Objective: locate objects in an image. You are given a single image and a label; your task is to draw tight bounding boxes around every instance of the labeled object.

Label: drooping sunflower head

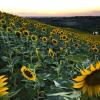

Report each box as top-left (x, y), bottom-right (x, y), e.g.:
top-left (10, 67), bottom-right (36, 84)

top-left (73, 61), bottom-right (100, 96)
top-left (21, 66), bottom-right (36, 81)
top-left (0, 75), bottom-right (9, 96)
top-left (48, 48), bottom-right (55, 59)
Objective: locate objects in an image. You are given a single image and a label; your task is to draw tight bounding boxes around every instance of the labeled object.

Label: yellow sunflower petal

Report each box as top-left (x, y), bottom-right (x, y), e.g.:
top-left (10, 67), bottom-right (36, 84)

top-left (73, 76), bottom-right (86, 82)
top-left (73, 81), bottom-right (84, 88)
top-left (83, 69), bottom-right (91, 75)
top-left (0, 92), bottom-right (8, 96)
top-left (80, 70), bottom-right (87, 75)
top-left (0, 87), bottom-right (9, 93)
top-left (0, 82), bottom-right (7, 88)
top-left (89, 64), bottom-right (96, 71)
top-left (96, 61), bottom-right (100, 69)
top-left (0, 75), bottom-right (5, 79)
top-left (0, 78), bottom-right (8, 83)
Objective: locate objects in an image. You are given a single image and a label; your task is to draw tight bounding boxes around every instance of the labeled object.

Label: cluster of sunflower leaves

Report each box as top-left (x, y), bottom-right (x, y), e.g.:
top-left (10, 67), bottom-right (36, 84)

top-left (0, 11), bottom-right (100, 100)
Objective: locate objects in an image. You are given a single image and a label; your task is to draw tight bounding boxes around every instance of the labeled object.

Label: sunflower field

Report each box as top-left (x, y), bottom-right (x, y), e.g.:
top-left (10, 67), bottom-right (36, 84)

top-left (0, 11), bottom-right (100, 100)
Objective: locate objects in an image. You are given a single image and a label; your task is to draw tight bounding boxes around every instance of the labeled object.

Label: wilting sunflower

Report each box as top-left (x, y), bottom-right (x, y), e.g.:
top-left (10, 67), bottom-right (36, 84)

top-left (73, 61), bottom-right (100, 96)
top-left (21, 66), bottom-right (36, 81)
top-left (48, 48), bottom-right (55, 59)
top-left (42, 37), bottom-right (47, 43)
top-left (0, 75), bottom-right (9, 96)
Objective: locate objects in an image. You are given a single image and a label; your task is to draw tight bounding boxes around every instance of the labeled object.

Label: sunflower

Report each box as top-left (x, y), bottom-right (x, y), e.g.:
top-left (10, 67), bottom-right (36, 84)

top-left (90, 46), bottom-right (99, 53)
top-left (48, 48), bottom-right (55, 59)
top-left (6, 27), bottom-right (13, 33)
top-left (73, 61), bottom-right (100, 96)
top-left (42, 37), bottom-right (47, 43)
top-left (92, 47), bottom-right (99, 53)
top-left (19, 27), bottom-right (26, 32)
top-left (52, 39), bottom-right (58, 46)
top-left (41, 27), bottom-right (47, 32)
top-left (31, 34), bottom-right (38, 42)
top-left (74, 43), bottom-right (81, 49)
top-left (57, 31), bottom-right (63, 35)
top-left (21, 66), bottom-right (36, 81)
top-left (15, 31), bottom-right (22, 37)
top-left (0, 75), bottom-right (9, 96)
top-left (60, 35), bottom-right (68, 41)
top-left (8, 22), bottom-right (15, 27)
top-left (22, 30), bottom-right (30, 36)
top-left (0, 19), bottom-right (6, 24)
top-left (50, 32), bottom-right (56, 36)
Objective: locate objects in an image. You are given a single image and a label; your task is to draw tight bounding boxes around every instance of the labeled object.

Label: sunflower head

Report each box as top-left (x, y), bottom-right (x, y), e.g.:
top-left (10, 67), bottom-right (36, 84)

top-left (6, 27), bottom-right (13, 33)
top-left (31, 34), bottom-right (38, 42)
top-left (0, 19), bottom-right (6, 24)
top-left (52, 39), bottom-right (58, 46)
top-left (21, 66), bottom-right (36, 81)
top-left (22, 30), bottom-right (30, 36)
top-left (0, 75), bottom-right (9, 96)
top-left (90, 46), bottom-right (99, 53)
top-left (60, 35), bottom-right (67, 41)
top-left (15, 31), bottom-right (22, 37)
top-left (73, 61), bottom-right (100, 96)
top-left (50, 32), bottom-right (56, 36)
top-left (41, 27), bottom-right (47, 32)
top-left (42, 37), bottom-right (47, 43)
top-left (74, 43), bottom-right (81, 49)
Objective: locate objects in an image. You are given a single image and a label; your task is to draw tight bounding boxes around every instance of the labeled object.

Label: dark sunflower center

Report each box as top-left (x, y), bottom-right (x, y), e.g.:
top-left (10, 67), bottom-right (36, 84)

top-left (85, 70), bottom-right (100, 86)
top-left (63, 36), bottom-right (66, 39)
top-left (24, 70), bottom-right (33, 78)
top-left (53, 40), bottom-right (57, 44)
top-left (16, 32), bottom-right (21, 37)
top-left (43, 38), bottom-right (46, 41)
top-left (8, 28), bottom-right (12, 32)
top-left (93, 48), bottom-right (98, 52)
top-left (32, 36), bottom-right (36, 40)
top-left (24, 32), bottom-right (28, 35)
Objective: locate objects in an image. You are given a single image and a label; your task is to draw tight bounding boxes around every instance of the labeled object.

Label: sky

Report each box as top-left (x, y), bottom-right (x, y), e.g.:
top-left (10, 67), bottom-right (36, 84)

top-left (0, 0), bottom-right (100, 17)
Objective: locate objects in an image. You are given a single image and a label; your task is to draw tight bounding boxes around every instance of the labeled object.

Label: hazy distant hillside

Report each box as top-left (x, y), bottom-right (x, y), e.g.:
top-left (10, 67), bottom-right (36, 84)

top-left (33, 16), bottom-right (100, 33)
